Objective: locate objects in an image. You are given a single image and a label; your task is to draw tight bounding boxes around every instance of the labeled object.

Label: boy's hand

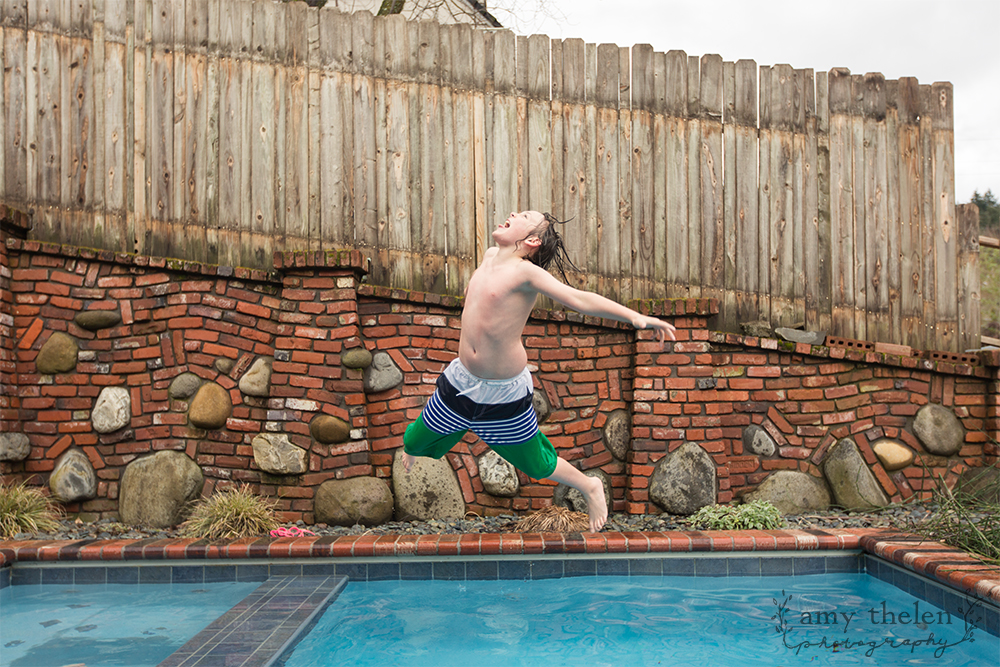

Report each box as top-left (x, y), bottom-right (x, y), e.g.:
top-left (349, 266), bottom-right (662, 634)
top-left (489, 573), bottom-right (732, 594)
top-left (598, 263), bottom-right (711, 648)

top-left (632, 315), bottom-right (677, 344)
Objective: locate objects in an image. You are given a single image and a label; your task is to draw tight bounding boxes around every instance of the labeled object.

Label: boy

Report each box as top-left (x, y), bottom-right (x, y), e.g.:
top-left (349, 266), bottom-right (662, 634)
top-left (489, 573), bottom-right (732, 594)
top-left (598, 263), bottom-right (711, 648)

top-left (401, 211), bottom-right (676, 532)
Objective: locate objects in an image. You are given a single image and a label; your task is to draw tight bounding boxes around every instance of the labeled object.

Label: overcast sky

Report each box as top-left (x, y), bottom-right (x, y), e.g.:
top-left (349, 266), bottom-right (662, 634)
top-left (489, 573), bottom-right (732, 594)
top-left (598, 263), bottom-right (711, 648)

top-left (491, 0), bottom-right (998, 203)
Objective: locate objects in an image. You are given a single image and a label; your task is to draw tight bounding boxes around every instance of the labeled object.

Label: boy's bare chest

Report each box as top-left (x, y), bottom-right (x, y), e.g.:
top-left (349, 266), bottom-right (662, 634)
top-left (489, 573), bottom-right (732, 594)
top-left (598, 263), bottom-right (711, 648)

top-left (466, 266), bottom-right (533, 313)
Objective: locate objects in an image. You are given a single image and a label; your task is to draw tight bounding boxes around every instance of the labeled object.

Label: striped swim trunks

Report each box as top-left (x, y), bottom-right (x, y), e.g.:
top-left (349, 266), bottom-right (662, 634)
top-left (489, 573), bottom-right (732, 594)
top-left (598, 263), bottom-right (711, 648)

top-left (402, 358), bottom-right (558, 480)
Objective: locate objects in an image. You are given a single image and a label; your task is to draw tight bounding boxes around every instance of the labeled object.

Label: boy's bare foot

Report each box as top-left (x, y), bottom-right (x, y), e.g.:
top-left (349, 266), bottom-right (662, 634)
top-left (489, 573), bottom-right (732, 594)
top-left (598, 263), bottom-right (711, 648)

top-left (548, 457), bottom-right (608, 532)
top-left (580, 474), bottom-right (608, 532)
top-left (402, 451), bottom-right (416, 471)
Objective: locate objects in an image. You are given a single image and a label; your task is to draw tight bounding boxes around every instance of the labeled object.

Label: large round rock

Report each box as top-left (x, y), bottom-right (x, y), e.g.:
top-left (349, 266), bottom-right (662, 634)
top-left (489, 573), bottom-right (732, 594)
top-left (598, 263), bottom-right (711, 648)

top-left (649, 442), bottom-right (716, 515)
top-left (0, 433), bottom-right (31, 461)
top-left (36, 332), bottom-right (78, 374)
top-left (478, 450), bottom-right (519, 497)
top-left (602, 410), bottom-right (631, 461)
top-left (822, 438), bottom-right (889, 510)
top-left (92, 386), bottom-right (131, 434)
top-left (743, 471), bottom-right (831, 514)
top-left (310, 414), bottom-right (351, 445)
top-left (49, 448), bottom-right (97, 503)
top-left (391, 449), bottom-right (465, 521)
top-left (315, 477), bottom-right (393, 527)
top-left (554, 468), bottom-right (612, 515)
top-left (956, 466), bottom-right (1000, 503)
top-left (912, 404), bottom-right (964, 456)
top-left (251, 433), bottom-right (308, 475)
top-left (118, 451), bottom-right (204, 528)
top-left (188, 382), bottom-right (233, 430)
top-left (363, 352), bottom-right (404, 393)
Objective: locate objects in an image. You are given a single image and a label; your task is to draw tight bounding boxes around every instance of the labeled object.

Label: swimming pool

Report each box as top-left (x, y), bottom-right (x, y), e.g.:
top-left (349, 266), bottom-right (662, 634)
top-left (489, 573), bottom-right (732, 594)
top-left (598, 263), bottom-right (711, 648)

top-left (278, 573), bottom-right (999, 667)
top-left (0, 581), bottom-right (259, 667)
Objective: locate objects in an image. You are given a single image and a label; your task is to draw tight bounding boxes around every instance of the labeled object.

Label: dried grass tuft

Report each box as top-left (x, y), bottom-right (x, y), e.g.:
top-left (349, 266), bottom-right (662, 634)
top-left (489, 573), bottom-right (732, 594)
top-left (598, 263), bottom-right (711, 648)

top-left (513, 505), bottom-right (590, 533)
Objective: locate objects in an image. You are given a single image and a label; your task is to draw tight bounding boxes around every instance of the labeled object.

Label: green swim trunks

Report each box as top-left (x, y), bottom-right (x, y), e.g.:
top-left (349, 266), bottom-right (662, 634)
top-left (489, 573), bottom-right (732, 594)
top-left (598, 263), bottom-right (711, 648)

top-left (402, 360), bottom-right (558, 480)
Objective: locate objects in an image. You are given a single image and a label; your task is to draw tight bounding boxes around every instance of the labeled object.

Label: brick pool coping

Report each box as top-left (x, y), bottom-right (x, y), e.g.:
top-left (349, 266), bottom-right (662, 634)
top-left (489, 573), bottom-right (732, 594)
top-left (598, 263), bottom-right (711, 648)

top-left (2, 528), bottom-right (998, 605)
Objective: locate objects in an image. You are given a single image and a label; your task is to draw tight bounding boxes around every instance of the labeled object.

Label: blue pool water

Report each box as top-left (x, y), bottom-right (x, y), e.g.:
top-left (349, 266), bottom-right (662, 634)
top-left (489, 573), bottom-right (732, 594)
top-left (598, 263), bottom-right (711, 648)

top-left (0, 581), bottom-right (259, 667)
top-left (279, 573), bottom-right (999, 667)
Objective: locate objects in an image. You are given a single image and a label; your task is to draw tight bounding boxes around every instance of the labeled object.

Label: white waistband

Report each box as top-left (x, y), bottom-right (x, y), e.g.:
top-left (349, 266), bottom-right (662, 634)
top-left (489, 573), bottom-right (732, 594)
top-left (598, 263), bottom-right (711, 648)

top-left (444, 358), bottom-right (533, 405)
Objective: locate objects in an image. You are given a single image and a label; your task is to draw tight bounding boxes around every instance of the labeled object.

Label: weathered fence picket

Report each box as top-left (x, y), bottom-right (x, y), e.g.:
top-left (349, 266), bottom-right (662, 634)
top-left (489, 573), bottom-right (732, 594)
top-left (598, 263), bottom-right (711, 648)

top-left (0, 0), bottom-right (978, 351)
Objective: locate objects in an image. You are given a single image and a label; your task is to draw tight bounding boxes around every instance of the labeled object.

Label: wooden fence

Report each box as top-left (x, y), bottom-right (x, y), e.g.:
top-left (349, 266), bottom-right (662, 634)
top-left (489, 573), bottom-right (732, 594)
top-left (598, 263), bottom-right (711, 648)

top-left (0, 0), bottom-right (979, 351)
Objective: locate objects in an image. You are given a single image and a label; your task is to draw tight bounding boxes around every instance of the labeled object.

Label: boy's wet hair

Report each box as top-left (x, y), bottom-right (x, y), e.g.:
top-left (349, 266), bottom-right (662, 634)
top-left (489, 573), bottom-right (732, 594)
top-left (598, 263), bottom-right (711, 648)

top-left (527, 213), bottom-right (580, 282)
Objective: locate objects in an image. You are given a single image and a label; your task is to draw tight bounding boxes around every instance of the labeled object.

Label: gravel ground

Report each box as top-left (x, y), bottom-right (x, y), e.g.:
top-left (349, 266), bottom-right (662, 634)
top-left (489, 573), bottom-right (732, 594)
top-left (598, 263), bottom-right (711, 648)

top-left (10, 505), bottom-right (936, 543)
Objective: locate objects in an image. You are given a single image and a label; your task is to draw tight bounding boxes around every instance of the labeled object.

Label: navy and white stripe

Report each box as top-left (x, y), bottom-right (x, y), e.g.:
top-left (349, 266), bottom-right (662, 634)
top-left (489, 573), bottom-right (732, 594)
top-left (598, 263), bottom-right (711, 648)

top-left (422, 373), bottom-right (539, 447)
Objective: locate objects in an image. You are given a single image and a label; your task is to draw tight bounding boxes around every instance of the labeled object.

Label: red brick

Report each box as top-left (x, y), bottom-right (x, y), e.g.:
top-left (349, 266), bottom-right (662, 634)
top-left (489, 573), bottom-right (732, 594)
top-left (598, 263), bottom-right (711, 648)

top-left (18, 318), bottom-right (44, 349)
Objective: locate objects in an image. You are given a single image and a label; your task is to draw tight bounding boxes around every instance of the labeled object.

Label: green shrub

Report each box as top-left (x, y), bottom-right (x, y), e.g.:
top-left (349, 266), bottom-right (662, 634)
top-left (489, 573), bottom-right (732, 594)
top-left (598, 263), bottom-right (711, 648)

top-left (180, 485), bottom-right (279, 541)
top-left (0, 482), bottom-right (63, 538)
top-left (688, 500), bottom-right (786, 531)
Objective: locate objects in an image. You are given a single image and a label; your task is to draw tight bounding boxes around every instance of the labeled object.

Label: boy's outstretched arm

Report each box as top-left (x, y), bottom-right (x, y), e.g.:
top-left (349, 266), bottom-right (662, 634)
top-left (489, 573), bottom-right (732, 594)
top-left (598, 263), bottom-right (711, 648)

top-left (522, 263), bottom-right (677, 343)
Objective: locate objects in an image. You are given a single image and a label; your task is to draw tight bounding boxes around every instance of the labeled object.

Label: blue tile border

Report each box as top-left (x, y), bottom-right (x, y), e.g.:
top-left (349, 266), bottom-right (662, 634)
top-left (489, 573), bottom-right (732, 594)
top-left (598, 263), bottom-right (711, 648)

top-left (157, 575), bottom-right (347, 667)
top-left (4, 553), bottom-right (868, 587)
top-left (864, 555), bottom-right (1000, 638)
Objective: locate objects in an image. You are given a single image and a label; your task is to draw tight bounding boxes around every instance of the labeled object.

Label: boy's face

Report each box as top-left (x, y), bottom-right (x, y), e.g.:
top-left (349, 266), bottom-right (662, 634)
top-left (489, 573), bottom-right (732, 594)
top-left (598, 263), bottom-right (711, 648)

top-left (494, 211), bottom-right (546, 252)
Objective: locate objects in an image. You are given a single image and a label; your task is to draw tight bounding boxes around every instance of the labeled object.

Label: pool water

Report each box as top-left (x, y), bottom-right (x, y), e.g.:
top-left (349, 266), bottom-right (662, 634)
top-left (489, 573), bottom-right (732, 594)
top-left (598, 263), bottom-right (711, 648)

top-left (279, 573), bottom-right (998, 667)
top-left (0, 581), bottom-right (259, 667)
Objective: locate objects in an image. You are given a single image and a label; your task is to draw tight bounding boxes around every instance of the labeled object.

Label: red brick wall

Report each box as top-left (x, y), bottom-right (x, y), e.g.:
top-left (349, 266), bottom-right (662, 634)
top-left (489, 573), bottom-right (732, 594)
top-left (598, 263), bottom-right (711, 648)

top-left (627, 304), bottom-right (1000, 513)
top-left (1, 238), bottom-right (997, 523)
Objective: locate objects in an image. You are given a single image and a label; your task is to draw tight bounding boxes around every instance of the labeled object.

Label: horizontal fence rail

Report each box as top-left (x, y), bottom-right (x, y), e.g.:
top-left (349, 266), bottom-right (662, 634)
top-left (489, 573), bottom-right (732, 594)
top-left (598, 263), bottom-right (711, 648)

top-left (0, 0), bottom-right (980, 351)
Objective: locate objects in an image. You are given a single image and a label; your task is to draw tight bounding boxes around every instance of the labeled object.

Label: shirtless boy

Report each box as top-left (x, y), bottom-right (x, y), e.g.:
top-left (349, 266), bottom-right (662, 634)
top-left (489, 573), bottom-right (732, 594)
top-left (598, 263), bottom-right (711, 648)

top-left (401, 211), bottom-right (676, 532)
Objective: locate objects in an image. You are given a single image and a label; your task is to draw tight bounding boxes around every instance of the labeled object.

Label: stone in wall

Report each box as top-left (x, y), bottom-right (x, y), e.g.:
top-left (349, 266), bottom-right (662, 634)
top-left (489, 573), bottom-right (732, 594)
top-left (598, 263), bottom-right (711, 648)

top-left (743, 471), bottom-right (831, 514)
top-left (91, 387), bottom-right (131, 434)
top-left (364, 352), bottom-right (404, 393)
top-left (774, 327), bottom-right (826, 345)
top-left (239, 357), bottom-right (273, 397)
top-left (341, 347), bottom-right (373, 370)
top-left (554, 468), bottom-right (612, 514)
top-left (742, 425), bottom-right (776, 457)
top-left (649, 442), bottom-right (716, 515)
top-left (478, 450), bottom-right (519, 497)
top-left (872, 439), bottom-right (914, 471)
top-left (740, 321), bottom-right (772, 337)
top-left (310, 414), bottom-right (351, 445)
top-left (74, 310), bottom-right (121, 331)
top-left (532, 389), bottom-right (551, 423)
top-left (168, 372), bottom-right (202, 399)
top-left (215, 358), bottom-right (236, 374)
top-left (912, 404), bottom-right (965, 456)
top-left (251, 433), bottom-right (308, 475)
top-left (822, 438), bottom-right (889, 510)
top-left (36, 332), bottom-right (78, 374)
top-left (188, 382), bottom-right (233, 430)
top-left (0, 433), bottom-right (30, 461)
top-left (49, 448), bottom-right (97, 503)
top-left (956, 467), bottom-right (1000, 503)
top-left (602, 410), bottom-right (631, 461)
top-left (315, 477), bottom-right (394, 527)
top-left (391, 449), bottom-right (465, 521)
top-left (118, 450), bottom-right (205, 528)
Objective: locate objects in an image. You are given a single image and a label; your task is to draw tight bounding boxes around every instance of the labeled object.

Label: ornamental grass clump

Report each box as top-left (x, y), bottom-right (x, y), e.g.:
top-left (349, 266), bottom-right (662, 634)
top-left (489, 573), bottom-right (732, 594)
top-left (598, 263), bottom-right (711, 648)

top-left (0, 482), bottom-right (63, 539)
top-left (514, 505), bottom-right (590, 533)
top-left (912, 466), bottom-right (1000, 567)
top-left (688, 500), bottom-right (786, 531)
top-left (180, 485), bottom-right (279, 541)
